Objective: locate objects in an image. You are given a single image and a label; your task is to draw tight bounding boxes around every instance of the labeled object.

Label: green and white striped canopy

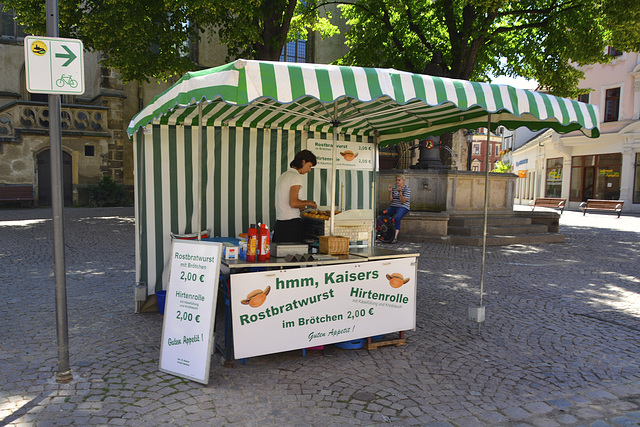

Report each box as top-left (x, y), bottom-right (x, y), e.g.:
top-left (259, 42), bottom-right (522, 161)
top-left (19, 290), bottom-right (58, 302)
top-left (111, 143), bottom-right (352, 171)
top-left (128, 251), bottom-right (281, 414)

top-left (127, 59), bottom-right (600, 142)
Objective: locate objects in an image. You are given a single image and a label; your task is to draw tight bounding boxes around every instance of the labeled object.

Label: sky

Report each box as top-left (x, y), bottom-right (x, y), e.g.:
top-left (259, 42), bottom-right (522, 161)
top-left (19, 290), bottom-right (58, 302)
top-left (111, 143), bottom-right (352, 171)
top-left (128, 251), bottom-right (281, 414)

top-left (490, 75), bottom-right (538, 90)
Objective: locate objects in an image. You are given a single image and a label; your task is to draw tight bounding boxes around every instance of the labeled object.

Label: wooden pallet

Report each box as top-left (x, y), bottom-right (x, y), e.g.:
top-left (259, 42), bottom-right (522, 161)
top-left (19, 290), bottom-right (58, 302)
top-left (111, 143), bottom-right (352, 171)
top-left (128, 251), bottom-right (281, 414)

top-left (364, 332), bottom-right (405, 350)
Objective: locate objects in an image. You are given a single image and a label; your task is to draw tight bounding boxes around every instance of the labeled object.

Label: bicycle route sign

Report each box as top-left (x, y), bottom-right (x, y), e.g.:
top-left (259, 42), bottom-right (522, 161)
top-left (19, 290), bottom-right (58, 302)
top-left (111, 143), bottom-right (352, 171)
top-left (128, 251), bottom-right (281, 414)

top-left (24, 36), bottom-right (84, 95)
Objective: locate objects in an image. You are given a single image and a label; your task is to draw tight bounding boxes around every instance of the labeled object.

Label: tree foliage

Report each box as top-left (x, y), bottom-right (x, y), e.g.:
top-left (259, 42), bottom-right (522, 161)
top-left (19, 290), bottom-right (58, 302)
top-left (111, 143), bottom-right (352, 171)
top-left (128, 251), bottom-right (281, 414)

top-left (335, 0), bottom-right (640, 97)
top-left (3, 0), bottom-right (338, 82)
top-left (491, 160), bottom-right (512, 173)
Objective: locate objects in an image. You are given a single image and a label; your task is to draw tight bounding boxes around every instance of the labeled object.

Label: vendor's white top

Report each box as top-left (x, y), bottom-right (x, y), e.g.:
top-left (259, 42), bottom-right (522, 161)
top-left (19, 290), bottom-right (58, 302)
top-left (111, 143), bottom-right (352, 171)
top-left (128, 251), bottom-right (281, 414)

top-left (127, 59), bottom-right (601, 144)
top-left (275, 168), bottom-right (305, 221)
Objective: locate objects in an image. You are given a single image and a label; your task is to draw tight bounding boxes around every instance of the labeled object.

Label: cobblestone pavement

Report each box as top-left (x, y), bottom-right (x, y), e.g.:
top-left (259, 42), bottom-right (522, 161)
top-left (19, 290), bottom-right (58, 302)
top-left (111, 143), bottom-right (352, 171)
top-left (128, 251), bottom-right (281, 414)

top-left (1, 206), bottom-right (639, 426)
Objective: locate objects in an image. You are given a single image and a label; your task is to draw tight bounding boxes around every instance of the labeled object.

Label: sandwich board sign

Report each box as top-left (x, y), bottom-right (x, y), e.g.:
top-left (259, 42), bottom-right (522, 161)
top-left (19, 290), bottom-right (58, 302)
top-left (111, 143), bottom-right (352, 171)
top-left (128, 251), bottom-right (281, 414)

top-left (24, 36), bottom-right (84, 95)
top-left (159, 239), bottom-right (222, 384)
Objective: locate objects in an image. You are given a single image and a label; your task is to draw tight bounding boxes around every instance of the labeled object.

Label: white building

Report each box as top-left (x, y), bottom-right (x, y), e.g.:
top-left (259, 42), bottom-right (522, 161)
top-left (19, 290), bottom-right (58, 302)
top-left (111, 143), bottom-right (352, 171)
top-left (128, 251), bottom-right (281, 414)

top-left (511, 51), bottom-right (640, 212)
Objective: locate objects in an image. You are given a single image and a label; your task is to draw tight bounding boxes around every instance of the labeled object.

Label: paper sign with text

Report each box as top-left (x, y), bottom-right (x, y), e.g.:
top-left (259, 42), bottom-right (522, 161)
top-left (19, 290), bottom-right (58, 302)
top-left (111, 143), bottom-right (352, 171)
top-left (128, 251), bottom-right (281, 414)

top-left (159, 240), bottom-right (222, 384)
top-left (231, 257), bottom-right (416, 359)
top-left (308, 139), bottom-right (375, 171)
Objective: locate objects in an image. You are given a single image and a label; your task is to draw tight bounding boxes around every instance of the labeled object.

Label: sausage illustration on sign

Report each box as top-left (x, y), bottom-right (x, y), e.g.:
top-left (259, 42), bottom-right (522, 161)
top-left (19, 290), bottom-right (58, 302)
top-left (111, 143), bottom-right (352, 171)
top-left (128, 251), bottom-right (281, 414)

top-left (386, 273), bottom-right (410, 288)
top-left (241, 286), bottom-right (271, 308)
top-left (339, 150), bottom-right (359, 161)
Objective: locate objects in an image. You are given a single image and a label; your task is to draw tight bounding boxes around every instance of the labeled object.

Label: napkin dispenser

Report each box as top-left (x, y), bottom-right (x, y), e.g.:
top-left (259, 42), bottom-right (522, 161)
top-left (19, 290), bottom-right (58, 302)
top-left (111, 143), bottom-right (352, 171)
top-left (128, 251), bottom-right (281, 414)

top-left (271, 243), bottom-right (309, 258)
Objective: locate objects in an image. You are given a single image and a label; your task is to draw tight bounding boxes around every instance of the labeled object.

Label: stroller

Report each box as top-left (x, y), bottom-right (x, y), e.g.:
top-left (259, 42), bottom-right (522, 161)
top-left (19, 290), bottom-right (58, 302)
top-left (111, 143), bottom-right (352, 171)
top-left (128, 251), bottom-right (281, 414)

top-left (375, 211), bottom-right (395, 243)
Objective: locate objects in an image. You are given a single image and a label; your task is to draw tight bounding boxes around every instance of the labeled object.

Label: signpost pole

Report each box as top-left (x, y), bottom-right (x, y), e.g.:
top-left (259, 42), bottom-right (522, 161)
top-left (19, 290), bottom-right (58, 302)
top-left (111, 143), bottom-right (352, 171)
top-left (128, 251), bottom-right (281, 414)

top-left (46, 0), bottom-right (72, 383)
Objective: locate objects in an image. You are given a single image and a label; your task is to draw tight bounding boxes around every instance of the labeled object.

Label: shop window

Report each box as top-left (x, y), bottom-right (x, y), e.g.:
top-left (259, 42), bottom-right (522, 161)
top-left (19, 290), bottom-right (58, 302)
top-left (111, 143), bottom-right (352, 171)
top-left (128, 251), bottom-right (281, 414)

top-left (280, 40), bottom-right (306, 63)
top-left (545, 158), bottom-right (563, 198)
top-left (604, 88), bottom-right (620, 122)
top-left (634, 153), bottom-right (640, 204)
top-left (570, 153), bottom-right (621, 201)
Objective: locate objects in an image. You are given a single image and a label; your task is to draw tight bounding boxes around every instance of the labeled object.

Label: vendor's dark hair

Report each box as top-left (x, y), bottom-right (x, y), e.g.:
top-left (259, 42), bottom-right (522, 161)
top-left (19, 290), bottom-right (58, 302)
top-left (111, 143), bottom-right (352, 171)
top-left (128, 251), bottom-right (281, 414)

top-left (290, 149), bottom-right (317, 168)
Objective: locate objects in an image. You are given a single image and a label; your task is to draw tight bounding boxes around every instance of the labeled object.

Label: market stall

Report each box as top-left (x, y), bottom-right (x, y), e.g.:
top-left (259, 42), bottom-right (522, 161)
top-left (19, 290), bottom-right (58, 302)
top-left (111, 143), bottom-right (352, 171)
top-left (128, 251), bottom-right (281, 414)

top-left (127, 59), bottom-right (600, 362)
top-left (127, 59), bottom-right (600, 297)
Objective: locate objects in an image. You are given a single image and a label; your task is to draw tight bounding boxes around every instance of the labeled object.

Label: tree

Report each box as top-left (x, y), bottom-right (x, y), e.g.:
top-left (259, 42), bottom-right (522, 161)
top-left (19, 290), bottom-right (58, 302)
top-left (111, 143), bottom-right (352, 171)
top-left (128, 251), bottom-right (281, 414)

top-left (335, 0), bottom-right (640, 97)
top-left (3, 0), bottom-right (338, 82)
top-left (491, 160), bottom-right (512, 173)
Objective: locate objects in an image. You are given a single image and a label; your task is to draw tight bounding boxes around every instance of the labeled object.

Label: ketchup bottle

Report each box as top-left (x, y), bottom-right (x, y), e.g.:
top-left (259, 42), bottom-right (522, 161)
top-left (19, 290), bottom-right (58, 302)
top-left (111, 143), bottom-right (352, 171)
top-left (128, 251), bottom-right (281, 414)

top-left (247, 224), bottom-right (257, 262)
top-left (258, 224), bottom-right (269, 262)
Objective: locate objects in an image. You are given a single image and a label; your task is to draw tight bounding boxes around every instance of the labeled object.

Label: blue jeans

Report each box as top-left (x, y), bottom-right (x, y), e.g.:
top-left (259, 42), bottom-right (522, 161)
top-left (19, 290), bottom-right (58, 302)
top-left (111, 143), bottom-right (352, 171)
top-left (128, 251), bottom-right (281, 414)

top-left (385, 206), bottom-right (409, 231)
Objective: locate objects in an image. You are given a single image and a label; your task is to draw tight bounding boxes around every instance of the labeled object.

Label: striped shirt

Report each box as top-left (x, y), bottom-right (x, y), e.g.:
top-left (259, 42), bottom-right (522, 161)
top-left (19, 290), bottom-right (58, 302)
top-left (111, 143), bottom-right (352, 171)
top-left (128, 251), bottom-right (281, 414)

top-left (390, 185), bottom-right (410, 210)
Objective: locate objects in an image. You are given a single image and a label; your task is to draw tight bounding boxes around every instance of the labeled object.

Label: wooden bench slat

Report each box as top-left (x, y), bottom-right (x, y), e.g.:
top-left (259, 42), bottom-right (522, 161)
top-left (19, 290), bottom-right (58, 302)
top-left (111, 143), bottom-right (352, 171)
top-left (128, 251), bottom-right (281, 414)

top-left (0, 185), bottom-right (35, 202)
top-left (529, 197), bottom-right (566, 214)
top-left (580, 199), bottom-right (624, 218)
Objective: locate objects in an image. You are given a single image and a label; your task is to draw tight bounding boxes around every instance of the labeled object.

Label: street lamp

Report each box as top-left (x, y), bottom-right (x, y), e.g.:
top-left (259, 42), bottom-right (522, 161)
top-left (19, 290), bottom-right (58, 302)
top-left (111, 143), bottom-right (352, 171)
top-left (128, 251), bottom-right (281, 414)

top-left (465, 130), bottom-right (474, 171)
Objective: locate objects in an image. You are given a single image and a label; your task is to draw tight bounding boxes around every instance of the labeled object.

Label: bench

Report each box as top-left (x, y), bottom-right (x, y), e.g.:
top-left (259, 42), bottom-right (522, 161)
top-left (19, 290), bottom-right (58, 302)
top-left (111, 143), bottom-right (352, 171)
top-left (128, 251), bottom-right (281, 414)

top-left (529, 197), bottom-right (566, 214)
top-left (0, 185), bottom-right (35, 202)
top-left (579, 199), bottom-right (624, 218)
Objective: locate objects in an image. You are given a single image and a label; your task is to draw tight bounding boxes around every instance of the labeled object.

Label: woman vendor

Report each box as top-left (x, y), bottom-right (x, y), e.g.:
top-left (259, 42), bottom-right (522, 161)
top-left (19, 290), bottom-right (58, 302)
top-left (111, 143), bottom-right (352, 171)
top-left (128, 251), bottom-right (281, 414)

top-left (272, 150), bottom-right (318, 243)
top-left (386, 174), bottom-right (411, 243)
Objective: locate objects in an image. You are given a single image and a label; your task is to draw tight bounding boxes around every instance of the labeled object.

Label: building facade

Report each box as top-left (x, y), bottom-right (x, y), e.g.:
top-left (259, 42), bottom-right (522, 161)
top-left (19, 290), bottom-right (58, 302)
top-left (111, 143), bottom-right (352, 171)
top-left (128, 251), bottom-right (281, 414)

top-left (511, 51), bottom-right (640, 212)
top-left (468, 127), bottom-right (503, 172)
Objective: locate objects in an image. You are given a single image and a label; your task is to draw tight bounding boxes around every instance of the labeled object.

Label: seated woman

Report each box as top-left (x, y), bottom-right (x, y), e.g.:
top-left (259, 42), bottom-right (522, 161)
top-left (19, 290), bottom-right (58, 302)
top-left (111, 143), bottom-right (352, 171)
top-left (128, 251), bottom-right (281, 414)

top-left (385, 174), bottom-right (410, 244)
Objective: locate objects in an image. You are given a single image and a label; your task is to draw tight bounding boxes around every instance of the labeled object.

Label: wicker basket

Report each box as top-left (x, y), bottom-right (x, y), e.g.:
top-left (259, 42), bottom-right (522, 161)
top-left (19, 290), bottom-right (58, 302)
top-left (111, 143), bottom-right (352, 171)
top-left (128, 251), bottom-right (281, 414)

top-left (319, 236), bottom-right (349, 255)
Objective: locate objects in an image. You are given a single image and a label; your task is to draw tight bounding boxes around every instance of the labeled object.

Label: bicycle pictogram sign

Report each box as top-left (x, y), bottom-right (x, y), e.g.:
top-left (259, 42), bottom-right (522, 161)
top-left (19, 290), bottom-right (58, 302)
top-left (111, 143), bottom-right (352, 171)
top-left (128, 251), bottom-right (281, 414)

top-left (56, 74), bottom-right (78, 88)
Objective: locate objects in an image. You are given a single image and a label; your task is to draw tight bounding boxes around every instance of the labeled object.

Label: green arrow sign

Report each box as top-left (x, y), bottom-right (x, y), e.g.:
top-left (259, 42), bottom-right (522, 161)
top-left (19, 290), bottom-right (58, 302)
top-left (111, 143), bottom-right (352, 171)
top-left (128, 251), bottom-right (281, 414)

top-left (55, 45), bottom-right (77, 67)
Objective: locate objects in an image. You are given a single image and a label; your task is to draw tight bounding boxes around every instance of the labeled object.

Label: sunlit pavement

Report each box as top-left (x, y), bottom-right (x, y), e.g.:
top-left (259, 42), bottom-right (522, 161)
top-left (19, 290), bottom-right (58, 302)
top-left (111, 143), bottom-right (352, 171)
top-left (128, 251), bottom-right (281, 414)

top-left (1, 206), bottom-right (639, 426)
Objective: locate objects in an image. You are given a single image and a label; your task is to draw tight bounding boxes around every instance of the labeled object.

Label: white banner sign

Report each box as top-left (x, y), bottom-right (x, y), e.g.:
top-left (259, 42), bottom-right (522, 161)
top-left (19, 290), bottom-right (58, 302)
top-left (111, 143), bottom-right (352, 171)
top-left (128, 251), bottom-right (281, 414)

top-left (159, 240), bottom-right (222, 384)
top-left (231, 257), bottom-right (416, 359)
top-left (308, 139), bottom-right (375, 170)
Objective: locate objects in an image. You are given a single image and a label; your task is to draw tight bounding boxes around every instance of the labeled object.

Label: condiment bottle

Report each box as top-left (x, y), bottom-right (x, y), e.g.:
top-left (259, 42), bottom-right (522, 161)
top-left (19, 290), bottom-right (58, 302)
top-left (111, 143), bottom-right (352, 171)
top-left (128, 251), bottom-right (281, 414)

top-left (246, 224), bottom-right (257, 262)
top-left (258, 224), bottom-right (269, 262)
top-left (265, 225), bottom-right (271, 260)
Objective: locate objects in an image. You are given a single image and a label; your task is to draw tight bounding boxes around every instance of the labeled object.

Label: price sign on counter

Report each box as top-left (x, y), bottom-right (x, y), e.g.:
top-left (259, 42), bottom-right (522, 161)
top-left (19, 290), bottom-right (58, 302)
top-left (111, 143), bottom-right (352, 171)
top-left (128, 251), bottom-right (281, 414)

top-left (159, 240), bottom-right (222, 384)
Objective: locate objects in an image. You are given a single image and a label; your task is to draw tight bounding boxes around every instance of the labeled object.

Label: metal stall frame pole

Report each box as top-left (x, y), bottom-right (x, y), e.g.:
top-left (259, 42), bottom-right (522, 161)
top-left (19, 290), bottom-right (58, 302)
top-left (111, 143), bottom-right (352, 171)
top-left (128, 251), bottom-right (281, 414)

top-left (329, 101), bottom-right (340, 236)
top-left (196, 102), bottom-right (203, 241)
top-left (479, 114), bottom-right (492, 310)
top-left (133, 131), bottom-right (143, 313)
top-left (372, 134), bottom-right (380, 246)
top-left (47, 0), bottom-right (72, 383)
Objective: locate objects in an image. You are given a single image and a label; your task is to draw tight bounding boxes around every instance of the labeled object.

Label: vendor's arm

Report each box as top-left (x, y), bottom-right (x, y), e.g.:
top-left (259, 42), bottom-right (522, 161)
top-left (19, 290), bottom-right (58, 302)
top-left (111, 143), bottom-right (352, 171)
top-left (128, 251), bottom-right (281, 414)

top-left (388, 185), bottom-right (394, 202)
top-left (289, 185), bottom-right (317, 209)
